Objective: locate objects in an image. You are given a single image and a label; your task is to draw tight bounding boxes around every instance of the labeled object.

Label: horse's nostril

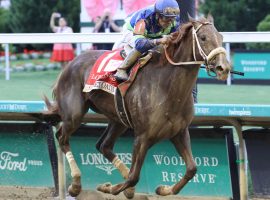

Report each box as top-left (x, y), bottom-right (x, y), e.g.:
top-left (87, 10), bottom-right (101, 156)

top-left (216, 65), bottom-right (229, 73)
top-left (216, 65), bottom-right (223, 72)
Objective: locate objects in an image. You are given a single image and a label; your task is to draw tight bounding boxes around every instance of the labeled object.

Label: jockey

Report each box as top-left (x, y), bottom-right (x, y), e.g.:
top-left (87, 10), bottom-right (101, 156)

top-left (113, 0), bottom-right (180, 81)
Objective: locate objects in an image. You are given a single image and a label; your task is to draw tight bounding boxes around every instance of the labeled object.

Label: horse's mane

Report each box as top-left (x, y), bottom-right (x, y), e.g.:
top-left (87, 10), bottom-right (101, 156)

top-left (171, 22), bottom-right (193, 44)
top-left (171, 17), bottom-right (209, 44)
top-left (160, 17), bottom-right (209, 63)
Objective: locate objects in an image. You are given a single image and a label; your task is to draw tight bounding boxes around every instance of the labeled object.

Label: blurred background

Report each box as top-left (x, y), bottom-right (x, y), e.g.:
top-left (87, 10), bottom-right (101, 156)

top-left (0, 0), bottom-right (270, 103)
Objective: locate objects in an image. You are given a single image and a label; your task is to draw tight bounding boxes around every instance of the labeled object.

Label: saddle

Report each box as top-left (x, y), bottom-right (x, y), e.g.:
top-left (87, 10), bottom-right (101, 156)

top-left (83, 49), bottom-right (152, 127)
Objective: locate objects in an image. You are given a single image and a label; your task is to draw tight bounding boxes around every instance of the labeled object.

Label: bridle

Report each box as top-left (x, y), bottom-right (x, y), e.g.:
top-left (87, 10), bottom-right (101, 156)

top-left (164, 22), bottom-right (227, 77)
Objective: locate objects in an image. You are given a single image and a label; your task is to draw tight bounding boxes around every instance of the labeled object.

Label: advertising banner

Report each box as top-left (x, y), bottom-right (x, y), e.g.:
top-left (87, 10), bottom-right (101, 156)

top-left (0, 123), bottom-right (54, 187)
top-left (233, 52), bottom-right (270, 80)
top-left (68, 127), bottom-right (237, 198)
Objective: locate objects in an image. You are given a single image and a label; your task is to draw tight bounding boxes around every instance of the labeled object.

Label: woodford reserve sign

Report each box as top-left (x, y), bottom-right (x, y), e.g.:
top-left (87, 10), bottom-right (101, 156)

top-left (69, 127), bottom-right (237, 198)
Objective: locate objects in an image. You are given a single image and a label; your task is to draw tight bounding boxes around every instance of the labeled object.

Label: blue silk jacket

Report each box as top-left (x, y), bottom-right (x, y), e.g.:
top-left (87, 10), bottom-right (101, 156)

top-left (125, 5), bottom-right (180, 53)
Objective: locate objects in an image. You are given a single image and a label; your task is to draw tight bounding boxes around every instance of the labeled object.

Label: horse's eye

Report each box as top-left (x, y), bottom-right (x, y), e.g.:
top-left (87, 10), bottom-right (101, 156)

top-left (201, 35), bottom-right (206, 41)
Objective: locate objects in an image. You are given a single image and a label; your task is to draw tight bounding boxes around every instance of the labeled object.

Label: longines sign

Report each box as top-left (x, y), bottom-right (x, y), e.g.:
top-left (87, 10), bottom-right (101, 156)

top-left (70, 130), bottom-right (234, 198)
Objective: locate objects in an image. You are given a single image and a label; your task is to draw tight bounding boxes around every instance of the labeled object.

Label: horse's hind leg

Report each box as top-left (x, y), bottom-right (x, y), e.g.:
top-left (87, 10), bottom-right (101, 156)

top-left (156, 128), bottom-right (197, 196)
top-left (58, 121), bottom-right (82, 197)
top-left (57, 94), bottom-right (90, 197)
top-left (96, 122), bottom-right (135, 199)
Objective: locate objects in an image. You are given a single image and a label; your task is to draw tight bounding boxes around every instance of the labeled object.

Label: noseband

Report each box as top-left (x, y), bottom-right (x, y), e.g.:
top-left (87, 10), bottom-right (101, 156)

top-left (164, 22), bottom-right (227, 76)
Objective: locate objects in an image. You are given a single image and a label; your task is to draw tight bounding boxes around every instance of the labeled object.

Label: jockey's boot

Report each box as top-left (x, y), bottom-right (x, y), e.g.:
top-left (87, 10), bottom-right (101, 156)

top-left (114, 49), bottom-right (142, 82)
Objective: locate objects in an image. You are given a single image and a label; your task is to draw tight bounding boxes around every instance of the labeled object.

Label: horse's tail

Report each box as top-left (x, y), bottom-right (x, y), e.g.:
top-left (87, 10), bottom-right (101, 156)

top-left (42, 69), bottom-right (61, 126)
top-left (42, 94), bottom-right (61, 126)
top-left (41, 69), bottom-right (64, 125)
top-left (43, 94), bottom-right (58, 114)
top-left (26, 95), bottom-right (61, 126)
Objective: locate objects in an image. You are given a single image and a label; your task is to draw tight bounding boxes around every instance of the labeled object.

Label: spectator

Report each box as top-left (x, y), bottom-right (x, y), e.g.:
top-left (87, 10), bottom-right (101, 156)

top-left (92, 9), bottom-right (122, 50)
top-left (50, 12), bottom-right (75, 69)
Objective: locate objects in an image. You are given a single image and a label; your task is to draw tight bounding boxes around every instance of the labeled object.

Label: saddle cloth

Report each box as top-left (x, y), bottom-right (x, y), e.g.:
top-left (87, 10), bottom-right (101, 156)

top-left (83, 49), bottom-right (122, 94)
top-left (83, 48), bottom-right (152, 127)
top-left (83, 49), bottom-right (152, 97)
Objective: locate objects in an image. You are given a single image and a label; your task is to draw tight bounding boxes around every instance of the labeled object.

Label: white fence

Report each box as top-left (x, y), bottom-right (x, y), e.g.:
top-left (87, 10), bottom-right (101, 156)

top-left (1, 32), bottom-right (270, 81)
top-left (0, 32), bottom-right (270, 200)
top-left (1, 32), bottom-right (270, 44)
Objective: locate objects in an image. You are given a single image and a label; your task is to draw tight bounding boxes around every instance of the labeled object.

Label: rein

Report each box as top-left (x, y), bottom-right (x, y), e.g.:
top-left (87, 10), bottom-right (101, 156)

top-left (164, 22), bottom-right (226, 69)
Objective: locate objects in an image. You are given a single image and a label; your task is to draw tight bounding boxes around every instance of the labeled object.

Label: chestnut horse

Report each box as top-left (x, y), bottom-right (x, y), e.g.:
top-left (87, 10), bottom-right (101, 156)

top-left (44, 16), bottom-right (231, 198)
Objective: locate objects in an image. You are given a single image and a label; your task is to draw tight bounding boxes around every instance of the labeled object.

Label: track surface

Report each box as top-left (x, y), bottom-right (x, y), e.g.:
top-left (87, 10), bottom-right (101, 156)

top-left (0, 186), bottom-right (269, 199)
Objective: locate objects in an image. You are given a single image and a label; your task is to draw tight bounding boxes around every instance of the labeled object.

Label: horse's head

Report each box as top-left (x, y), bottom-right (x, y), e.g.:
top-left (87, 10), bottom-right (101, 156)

top-left (166, 15), bottom-right (231, 81)
top-left (190, 15), bottom-right (231, 80)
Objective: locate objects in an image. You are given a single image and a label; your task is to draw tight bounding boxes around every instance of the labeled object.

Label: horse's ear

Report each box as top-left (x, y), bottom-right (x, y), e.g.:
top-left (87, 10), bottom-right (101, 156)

top-left (207, 13), bottom-right (214, 24)
top-left (188, 13), bottom-right (198, 28)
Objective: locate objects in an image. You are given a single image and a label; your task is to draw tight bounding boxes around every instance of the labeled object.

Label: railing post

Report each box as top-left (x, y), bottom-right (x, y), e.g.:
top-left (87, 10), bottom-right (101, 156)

top-left (225, 42), bottom-right (231, 86)
top-left (4, 44), bottom-right (10, 81)
top-left (58, 149), bottom-right (66, 200)
top-left (223, 118), bottom-right (248, 200)
top-left (76, 43), bottom-right (81, 56)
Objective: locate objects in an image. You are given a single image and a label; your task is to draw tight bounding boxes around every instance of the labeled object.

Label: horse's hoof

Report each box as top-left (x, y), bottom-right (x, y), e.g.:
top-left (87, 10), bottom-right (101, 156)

top-left (110, 184), bottom-right (122, 196)
top-left (96, 182), bottom-right (112, 193)
top-left (68, 184), bottom-right (82, 197)
top-left (123, 187), bottom-right (135, 199)
top-left (155, 185), bottom-right (172, 196)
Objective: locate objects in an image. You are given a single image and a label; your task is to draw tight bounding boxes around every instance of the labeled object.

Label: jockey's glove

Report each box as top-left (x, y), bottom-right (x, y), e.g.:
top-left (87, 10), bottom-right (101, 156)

top-left (156, 35), bottom-right (173, 46)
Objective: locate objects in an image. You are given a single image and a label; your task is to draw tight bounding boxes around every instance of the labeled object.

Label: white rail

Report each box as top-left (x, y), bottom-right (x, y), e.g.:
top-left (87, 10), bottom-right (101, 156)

top-left (0, 33), bottom-right (122, 44)
top-left (1, 32), bottom-right (270, 81)
top-left (1, 32), bottom-right (270, 43)
top-left (222, 32), bottom-right (270, 43)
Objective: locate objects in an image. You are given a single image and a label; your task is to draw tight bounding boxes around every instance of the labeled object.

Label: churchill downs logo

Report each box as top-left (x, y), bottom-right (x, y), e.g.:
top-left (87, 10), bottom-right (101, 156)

top-left (80, 153), bottom-right (132, 175)
top-left (0, 151), bottom-right (43, 172)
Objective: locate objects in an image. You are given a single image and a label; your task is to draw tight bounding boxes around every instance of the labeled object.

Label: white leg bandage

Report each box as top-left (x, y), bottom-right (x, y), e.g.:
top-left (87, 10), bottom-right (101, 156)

top-left (66, 151), bottom-right (75, 163)
top-left (112, 157), bottom-right (130, 179)
top-left (66, 151), bottom-right (81, 178)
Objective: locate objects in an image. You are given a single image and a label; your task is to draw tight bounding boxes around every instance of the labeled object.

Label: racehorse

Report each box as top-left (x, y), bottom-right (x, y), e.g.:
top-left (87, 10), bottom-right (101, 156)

top-left (44, 15), bottom-right (231, 198)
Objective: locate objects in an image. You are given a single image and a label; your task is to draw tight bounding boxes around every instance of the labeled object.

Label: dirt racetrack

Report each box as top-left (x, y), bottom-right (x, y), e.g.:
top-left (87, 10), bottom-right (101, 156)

top-left (0, 186), bottom-right (231, 200)
top-left (0, 186), bottom-right (269, 200)
top-left (76, 190), bottom-right (231, 200)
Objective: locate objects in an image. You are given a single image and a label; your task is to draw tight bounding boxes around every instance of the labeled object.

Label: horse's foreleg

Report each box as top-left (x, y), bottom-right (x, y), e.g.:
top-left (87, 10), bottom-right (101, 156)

top-left (156, 128), bottom-right (197, 196)
top-left (96, 122), bottom-right (130, 179)
top-left (109, 136), bottom-right (148, 196)
top-left (96, 122), bottom-right (135, 199)
top-left (97, 122), bottom-right (129, 177)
